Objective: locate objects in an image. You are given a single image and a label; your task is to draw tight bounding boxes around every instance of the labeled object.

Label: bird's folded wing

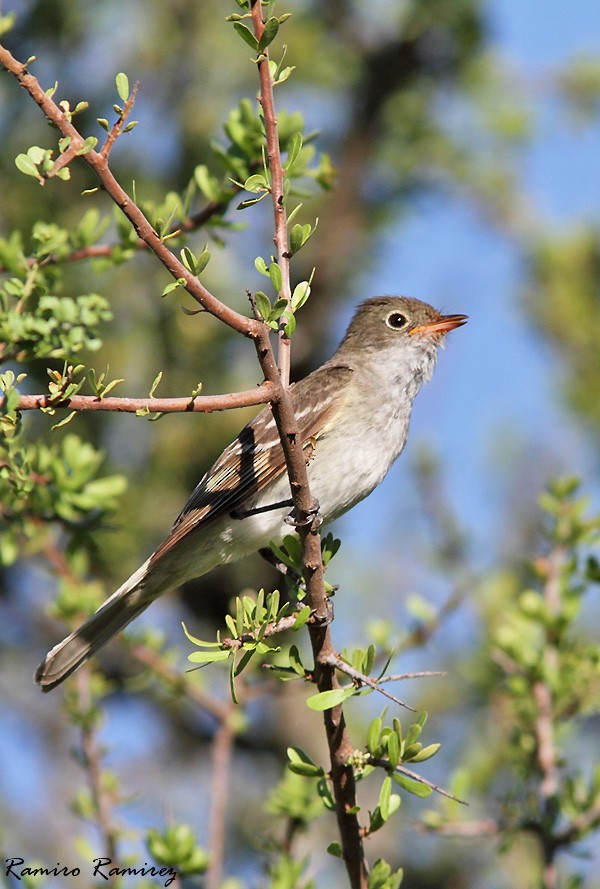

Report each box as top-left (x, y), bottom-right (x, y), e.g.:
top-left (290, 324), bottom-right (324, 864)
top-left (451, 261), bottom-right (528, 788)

top-left (149, 363), bottom-right (353, 561)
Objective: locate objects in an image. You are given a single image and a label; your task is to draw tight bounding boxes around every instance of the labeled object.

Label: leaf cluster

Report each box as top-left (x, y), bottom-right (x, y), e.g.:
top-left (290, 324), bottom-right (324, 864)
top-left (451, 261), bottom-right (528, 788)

top-left (0, 431), bottom-right (126, 567)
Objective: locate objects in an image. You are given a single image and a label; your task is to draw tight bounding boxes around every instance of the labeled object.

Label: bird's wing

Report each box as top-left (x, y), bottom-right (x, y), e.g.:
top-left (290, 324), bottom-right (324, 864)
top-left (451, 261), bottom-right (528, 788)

top-left (149, 363), bottom-right (353, 562)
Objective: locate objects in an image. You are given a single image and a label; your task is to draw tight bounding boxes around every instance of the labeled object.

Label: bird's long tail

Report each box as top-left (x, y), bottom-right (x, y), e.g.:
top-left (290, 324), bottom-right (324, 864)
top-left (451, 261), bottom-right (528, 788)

top-left (35, 560), bottom-right (153, 692)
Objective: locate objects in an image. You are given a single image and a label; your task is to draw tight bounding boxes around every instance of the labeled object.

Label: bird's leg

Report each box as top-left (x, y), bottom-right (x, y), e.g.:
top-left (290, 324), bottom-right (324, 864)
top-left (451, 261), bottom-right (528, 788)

top-left (230, 497), bottom-right (294, 520)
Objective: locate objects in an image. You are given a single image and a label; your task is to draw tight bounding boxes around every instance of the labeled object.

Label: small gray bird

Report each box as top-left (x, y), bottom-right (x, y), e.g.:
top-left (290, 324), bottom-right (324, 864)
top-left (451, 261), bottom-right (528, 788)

top-left (35, 296), bottom-right (467, 691)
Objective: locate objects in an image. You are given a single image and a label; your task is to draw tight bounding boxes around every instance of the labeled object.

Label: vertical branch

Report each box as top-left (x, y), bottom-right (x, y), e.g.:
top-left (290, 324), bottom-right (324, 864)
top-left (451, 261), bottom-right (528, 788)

top-left (249, 6), bottom-right (368, 887)
top-left (76, 668), bottom-right (121, 869)
top-left (42, 538), bottom-right (122, 867)
top-left (206, 712), bottom-right (236, 889)
top-left (250, 1), bottom-right (292, 386)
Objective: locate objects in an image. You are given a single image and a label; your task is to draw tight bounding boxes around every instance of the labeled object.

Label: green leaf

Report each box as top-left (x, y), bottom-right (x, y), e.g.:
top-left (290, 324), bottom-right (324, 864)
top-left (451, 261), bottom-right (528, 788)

top-left (162, 278), bottom-right (186, 297)
top-left (409, 743), bottom-right (441, 763)
top-left (288, 760), bottom-right (325, 778)
top-left (306, 687), bottom-right (354, 711)
top-left (225, 614), bottom-right (238, 638)
top-left (75, 136), bottom-right (98, 156)
top-left (270, 297), bottom-right (289, 320)
top-left (268, 261), bottom-right (283, 293)
top-left (288, 645), bottom-right (305, 675)
top-left (404, 717), bottom-right (425, 749)
top-left (187, 650), bottom-right (230, 664)
top-left (28, 145), bottom-right (46, 164)
top-left (181, 622), bottom-right (222, 647)
top-left (196, 248), bottom-right (211, 275)
top-left (283, 313), bottom-right (296, 337)
top-left (51, 411), bottom-right (77, 430)
top-left (234, 648), bottom-right (255, 676)
top-left (235, 596), bottom-right (244, 635)
top-left (286, 132), bottom-right (303, 171)
top-left (327, 842), bottom-right (343, 859)
top-left (244, 173), bottom-right (268, 193)
top-left (282, 534), bottom-right (302, 562)
top-left (317, 777), bottom-right (336, 811)
top-left (292, 605), bottom-right (311, 630)
top-left (379, 776), bottom-right (392, 820)
top-left (254, 291), bottom-right (272, 321)
top-left (194, 165), bottom-right (221, 202)
top-left (233, 22), bottom-right (259, 50)
top-left (236, 193), bottom-right (269, 209)
top-left (229, 651), bottom-right (238, 704)
top-left (287, 746), bottom-right (324, 778)
top-left (322, 532), bottom-right (341, 565)
top-left (387, 730), bottom-right (400, 769)
top-left (367, 716), bottom-right (382, 755)
top-left (290, 224), bottom-right (311, 256)
top-left (115, 72), bottom-right (130, 103)
top-left (368, 859), bottom-right (403, 889)
top-left (286, 202), bottom-right (303, 226)
top-left (258, 16), bottom-right (279, 52)
top-left (180, 246), bottom-right (198, 274)
top-left (275, 65), bottom-right (295, 85)
top-left (391, 773), bottom-right (432, 798)
top-left (254, 256), bottom-right (269, 276)
top-left (15, 153), bottom-right (41, 179)
top-left (149, 371), bottom-right (163, 397)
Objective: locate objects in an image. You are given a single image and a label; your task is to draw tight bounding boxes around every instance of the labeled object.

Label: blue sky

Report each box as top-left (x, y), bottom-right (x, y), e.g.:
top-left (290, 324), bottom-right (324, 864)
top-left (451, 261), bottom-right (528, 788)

top-left (331, 0), bottom-right (600, 570)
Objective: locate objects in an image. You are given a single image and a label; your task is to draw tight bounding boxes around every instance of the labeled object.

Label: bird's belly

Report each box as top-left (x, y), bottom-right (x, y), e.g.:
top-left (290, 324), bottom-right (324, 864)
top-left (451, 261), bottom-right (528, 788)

top-left (187, 414), bottom-right (407, 573)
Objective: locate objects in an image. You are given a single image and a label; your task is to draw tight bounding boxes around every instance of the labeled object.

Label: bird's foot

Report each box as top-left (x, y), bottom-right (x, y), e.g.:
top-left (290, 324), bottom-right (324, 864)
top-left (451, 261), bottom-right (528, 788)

top-left (284, 498), bottom-right (322, 531)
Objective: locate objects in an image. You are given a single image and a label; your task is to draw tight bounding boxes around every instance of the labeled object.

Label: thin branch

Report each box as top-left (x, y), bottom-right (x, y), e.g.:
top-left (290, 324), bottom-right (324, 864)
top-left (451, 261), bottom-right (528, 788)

top-left (0, 194), bottom-right (240, 274)
top-left (76, 667), bottom-right (122, 867)
top-left (206, 712), bottom-right (236, 889)
top-left (394, 763), bottom-right (468, 804)
top-left (250, 3), bottom-right (292, 386)
top-left (370, 758), bottom-right (468, 805)
top-left (419, 819), bottom-right (499, 837)
top-left (39, 535), bottom-right (122, 866)
top-left (0, 44), bottom-right (259, 339)
top-left (326, 654), bottom-right (415, 712)
top-left (220, 609), bottom-right (309, 651)
top-left (100, 82), bottom-right (139, 159)
top-left (128, 642), bottom-right (231, 724)
top-left (249, 6), bottom-right (368, 887)
top-left (379, 671), bottom-right (447, 682)
top-left (4, 382), bottom-right (275, 416)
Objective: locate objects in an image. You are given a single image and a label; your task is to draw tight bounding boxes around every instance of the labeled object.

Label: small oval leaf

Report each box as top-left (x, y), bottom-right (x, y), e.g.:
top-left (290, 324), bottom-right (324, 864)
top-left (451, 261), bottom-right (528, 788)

top-left (306, 688), bottom-right (354, 711)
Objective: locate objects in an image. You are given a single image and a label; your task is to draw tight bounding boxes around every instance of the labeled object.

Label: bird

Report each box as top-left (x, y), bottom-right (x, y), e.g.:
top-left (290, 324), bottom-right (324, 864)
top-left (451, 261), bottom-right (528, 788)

top-left (35, 295), bottom-right (467, 691)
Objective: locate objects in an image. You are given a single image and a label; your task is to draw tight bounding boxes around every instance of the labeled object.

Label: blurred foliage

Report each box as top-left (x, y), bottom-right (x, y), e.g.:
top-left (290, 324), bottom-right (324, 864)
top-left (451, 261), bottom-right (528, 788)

top-left (524, 228), bottom-right (600, 435)
top-left (1, 0), bottom-right (600, 887)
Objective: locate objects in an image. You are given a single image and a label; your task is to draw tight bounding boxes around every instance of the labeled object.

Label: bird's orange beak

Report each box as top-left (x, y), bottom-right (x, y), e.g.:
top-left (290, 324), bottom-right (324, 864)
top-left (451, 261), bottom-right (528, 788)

top-left (409, 314), bottom-right (468, 336)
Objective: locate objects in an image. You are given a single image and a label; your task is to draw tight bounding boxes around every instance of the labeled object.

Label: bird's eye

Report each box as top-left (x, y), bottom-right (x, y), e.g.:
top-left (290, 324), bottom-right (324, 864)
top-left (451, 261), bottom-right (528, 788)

top-left (385, 312), bottom-right (409, 330)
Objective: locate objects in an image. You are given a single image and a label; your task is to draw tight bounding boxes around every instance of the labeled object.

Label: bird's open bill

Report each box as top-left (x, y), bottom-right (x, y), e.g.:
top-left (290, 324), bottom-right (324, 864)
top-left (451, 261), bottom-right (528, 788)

top-left (410, 314), bottom-right (468, 336)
